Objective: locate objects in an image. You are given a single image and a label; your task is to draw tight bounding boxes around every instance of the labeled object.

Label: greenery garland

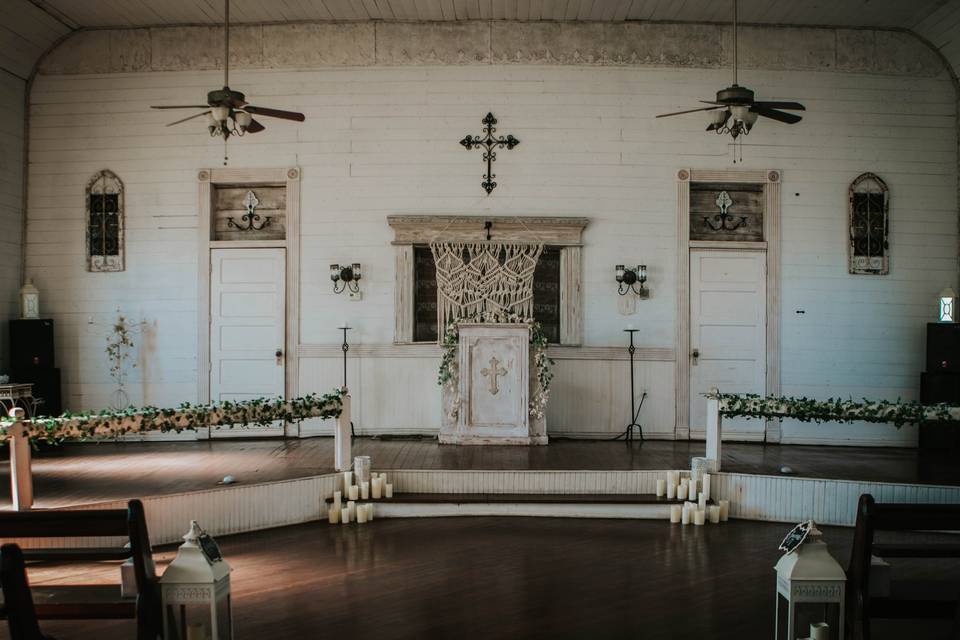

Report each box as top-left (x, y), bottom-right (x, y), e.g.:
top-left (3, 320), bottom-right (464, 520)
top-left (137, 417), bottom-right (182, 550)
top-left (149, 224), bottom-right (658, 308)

top-left (710, 392), bottom-right (960, 428)
top-left (437, 314), bottom-right (555, 419)
top-left (0, 389), bottom-right (344, 443)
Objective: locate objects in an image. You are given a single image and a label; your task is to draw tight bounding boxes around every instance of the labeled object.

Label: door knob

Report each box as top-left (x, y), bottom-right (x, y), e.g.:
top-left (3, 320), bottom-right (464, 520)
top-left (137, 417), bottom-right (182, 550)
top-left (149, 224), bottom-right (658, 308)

top-left (691, 349), bottom-right (700, 363)
top-left (275, 349), bottom-right (283, 364)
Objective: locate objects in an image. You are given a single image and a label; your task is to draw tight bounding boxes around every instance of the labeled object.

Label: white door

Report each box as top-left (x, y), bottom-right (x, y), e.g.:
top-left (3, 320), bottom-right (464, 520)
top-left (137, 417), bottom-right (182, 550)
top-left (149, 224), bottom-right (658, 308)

top-left (209, 248), bottom-right (285, 438)
top-left (689, 250), bottom-right (766, 440)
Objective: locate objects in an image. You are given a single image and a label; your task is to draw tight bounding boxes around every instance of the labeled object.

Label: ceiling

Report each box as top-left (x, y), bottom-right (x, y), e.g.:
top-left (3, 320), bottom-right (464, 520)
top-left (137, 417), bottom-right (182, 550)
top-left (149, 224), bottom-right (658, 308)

top-left (3, 0), bottom-right (960, 79)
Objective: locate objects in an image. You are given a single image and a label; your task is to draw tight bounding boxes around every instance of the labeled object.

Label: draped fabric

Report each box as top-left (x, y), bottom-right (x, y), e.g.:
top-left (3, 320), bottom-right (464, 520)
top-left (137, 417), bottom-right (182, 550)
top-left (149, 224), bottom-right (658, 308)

top-left (430, 242), bottom-right (543, 332)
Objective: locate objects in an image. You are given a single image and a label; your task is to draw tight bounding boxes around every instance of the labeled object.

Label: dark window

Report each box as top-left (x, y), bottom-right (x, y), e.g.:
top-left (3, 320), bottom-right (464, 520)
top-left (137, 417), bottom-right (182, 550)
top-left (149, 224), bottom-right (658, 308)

top-left (88, 193), bottom-right (121, 257)
top-left (412, 245), bottom-right (562, 343)
top-left (851, 192), bottom-right (887, 260)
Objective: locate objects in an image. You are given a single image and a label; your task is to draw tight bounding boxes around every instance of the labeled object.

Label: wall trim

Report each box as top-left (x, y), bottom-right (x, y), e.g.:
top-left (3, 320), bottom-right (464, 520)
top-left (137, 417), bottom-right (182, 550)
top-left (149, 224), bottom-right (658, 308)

top-left (297, 343), bottom-right (675, 361)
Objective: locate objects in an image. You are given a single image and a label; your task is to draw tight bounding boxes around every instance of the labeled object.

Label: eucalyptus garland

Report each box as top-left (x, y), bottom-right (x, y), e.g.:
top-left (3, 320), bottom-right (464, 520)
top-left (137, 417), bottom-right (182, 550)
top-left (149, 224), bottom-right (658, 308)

top-left (437, 314), bottom-right (555, 419)
top-left (0, 389), bottom-right (343, 443)
top-left (710, 391), bottom-right (960, 428)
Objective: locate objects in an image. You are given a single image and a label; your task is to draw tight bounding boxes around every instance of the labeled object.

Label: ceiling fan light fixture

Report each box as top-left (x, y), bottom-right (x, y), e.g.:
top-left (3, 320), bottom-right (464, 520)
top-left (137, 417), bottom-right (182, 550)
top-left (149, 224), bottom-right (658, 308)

top-left (708, 109), bottom-right (730, 126)
top-left (730, 104), bottom-right (751, 122)
top-left (742, 109), bottom-right (759, 128)
top-left (235, 110), bottom-right (252, 130)
top-left (211, 105), bottom-right (230, 122)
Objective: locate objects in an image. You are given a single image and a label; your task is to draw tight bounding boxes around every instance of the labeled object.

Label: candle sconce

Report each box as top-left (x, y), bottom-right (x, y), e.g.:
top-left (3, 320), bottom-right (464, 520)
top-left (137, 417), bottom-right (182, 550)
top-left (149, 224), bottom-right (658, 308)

top-left (615, 265), bottom-right (649, 298)
top-left (330, 263), bottom-right (362, 294)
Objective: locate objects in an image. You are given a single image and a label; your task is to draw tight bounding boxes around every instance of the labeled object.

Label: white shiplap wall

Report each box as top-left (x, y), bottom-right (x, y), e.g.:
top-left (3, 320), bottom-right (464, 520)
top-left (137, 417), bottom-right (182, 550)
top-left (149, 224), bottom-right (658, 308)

top-left (0, 71), bottom-right (24, 370)
top-left (24, 57), bottom-right (958, 442)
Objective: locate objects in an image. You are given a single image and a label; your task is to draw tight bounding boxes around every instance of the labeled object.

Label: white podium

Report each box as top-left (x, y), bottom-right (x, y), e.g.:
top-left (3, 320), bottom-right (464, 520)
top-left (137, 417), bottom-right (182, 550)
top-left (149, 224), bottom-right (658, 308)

top-left (440, 323), bottom-right (547, 445)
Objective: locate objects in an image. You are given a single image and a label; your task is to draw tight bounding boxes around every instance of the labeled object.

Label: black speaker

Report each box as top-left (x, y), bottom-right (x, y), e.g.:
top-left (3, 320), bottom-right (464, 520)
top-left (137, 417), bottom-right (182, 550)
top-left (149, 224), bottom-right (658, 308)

top-left (9, 319), bottom-right (55, 370)
top-left (927, 322), bottom-right (960, 373)
top-left (13, 368), bottom-right (61, 417)
top-left (921, 372), bottom-right (960, 404)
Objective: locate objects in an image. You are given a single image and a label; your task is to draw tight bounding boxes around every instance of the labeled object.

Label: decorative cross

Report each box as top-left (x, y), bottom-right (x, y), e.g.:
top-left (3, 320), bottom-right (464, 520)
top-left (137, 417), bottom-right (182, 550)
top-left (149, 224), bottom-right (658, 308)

top-left (227, 189), bottom-right (271, 231)
top-left (460, 112), bottom-right (520, 195)
top-left (704, 190), bottom-right (747, 231)
top-left (480, 356), bottom-right (508, 395)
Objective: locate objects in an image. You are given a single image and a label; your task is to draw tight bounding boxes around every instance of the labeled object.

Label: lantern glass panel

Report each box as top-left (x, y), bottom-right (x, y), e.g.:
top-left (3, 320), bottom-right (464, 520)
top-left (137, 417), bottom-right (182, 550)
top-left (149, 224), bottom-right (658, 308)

top-left (941, 296), bottom-right (955, 322)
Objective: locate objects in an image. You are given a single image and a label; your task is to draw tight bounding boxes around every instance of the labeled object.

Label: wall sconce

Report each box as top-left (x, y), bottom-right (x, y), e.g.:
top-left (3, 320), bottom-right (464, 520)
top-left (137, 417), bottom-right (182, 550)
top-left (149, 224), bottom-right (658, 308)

top-left (939, 286), bottom-right (957, 322)
top-left (615, 265), bottom-right (649, 298)
top-left (331, 263), bottom-right (362, 294)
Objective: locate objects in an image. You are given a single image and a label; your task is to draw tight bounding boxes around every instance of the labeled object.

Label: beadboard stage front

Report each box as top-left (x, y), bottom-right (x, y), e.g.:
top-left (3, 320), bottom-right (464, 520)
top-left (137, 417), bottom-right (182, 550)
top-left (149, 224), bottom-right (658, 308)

top-left (3, 439), bottom-right (960, 548)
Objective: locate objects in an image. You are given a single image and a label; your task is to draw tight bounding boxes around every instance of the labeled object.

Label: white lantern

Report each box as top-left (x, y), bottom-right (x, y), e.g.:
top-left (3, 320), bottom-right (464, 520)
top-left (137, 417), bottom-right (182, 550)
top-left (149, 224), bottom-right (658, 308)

top-left (19, 279), bottom-right (39, 319)
top-left (774, 521), bottom-right (846, 640)
top-left (161, 521), bottom-right (233, 640)
top-left (939, 287), bottom-right (957, 322)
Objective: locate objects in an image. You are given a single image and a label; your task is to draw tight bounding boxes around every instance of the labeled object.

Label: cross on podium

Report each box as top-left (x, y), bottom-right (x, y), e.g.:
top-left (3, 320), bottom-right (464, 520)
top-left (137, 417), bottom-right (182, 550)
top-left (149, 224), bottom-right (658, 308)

top-left (481, 356), bottom-right (508, 395)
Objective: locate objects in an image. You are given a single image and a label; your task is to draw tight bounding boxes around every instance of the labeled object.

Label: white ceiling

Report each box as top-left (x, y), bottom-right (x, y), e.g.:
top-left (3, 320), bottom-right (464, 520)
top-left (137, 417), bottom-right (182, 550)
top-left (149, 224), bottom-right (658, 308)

top-left (3, 0), bottom-right (960, 79)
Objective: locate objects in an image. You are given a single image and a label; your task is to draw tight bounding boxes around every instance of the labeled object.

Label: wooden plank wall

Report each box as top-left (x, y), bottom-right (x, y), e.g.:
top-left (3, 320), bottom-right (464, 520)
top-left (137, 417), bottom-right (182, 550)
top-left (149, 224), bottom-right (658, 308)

top-left (0, 72), bottom-right (24, 371)
top-left (23, 62), bottom-right (958, 443)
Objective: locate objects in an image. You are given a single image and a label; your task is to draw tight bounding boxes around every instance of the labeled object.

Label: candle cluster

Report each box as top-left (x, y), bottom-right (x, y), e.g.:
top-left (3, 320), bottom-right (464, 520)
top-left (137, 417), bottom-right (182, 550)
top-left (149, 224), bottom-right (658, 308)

top-left (327, 470), bottom-right (395, 525)
top-left (658, 470), bottom-right (730, 526)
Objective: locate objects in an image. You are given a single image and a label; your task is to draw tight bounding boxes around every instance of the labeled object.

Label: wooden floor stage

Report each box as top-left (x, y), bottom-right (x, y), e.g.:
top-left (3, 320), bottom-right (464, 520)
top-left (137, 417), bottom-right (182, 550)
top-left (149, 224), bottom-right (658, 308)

top-left (9, 517), bottom-right (956, 640)
top-left (1, 437), bottom-right (956, 509)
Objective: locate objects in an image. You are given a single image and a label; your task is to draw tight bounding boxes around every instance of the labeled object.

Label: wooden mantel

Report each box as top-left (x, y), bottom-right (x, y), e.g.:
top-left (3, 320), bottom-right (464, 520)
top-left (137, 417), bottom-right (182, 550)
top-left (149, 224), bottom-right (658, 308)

top-left (387, 215), bottom-right (589, 246)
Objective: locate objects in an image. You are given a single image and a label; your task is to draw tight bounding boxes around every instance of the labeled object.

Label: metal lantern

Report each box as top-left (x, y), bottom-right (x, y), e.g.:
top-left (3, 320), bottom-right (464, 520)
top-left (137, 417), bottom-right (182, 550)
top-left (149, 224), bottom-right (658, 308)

top-left (19, 279), bottom-right (39, 319)
top-left (939, 287), bottom-right (957, 322)
top-left (161, 521), bottom-right (233, 640)
top-left (774, 521), bottom-right (845, 640)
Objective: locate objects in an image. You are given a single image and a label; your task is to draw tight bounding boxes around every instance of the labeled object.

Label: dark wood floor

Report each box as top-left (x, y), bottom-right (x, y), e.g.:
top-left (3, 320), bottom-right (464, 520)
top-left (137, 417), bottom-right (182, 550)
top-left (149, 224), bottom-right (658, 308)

top-left (2, 437), bottom-right (956, 509)
top-left (8, 517), bottom-right (957, 639)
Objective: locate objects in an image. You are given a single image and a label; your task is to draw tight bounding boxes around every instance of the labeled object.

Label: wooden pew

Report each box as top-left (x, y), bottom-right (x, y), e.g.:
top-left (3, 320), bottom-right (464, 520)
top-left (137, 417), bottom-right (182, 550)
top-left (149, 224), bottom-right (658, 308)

top-left (0, 544), bottom-right (49, 640)
top-left (846, 493), bottom-right (960, 640)
top-left (0, 500), bottom-right (161, 640)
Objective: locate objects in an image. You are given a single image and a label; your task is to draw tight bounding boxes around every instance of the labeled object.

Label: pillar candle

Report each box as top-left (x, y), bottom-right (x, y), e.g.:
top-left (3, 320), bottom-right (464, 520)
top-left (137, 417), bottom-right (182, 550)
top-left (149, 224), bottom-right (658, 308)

top-left (356, 504), bottom-right (368, 523)
top-left (340, 506), bottom-right (350, 524)
top-left (372, 477), bottom-right (383, 499)
top-left (667, 471), bottom-right (679, 486)
top-left (366, 503), bottom-right (374, 521)
top-left (677, 483), bottom-right (688, 501)
top-left (655, 479), bottom-right (666, 497)
top-left (810, 622), bottom-right (829, 640)
top-left (693, 510), bottom-right (705, 526)
top-left (698, 492), bottom-right (707, 512)
top-left (361, 481), bottom-right (370, 500)
top-left (343, 471), bottom-right (352, 489)
top-left (348, 485), bottom-right (359, 501)
top-left (385, 483), bottom-right (394, 498)
top-left (667, 482), bottom-right (677, 500)
top-left (688, 478), bottom-right (697, 498)
top-left (670, 504), bottom-right (682, 523)
top-left (719, 499), bottom-right (730, 521)
top-left (328, 507), bottom-right (340, 524)
top-left (681, 506), bottom-right (691, 525)
top-left (708, 505), bottom-right (720, 524)
top-left (379, 473), bottom-right (388, 485)
top-left (347, 500), bottom-right (357, 521)
top-left (702, 474), bottom-right (711, 501)
top-left (333, 490), bottom-right (342, 505)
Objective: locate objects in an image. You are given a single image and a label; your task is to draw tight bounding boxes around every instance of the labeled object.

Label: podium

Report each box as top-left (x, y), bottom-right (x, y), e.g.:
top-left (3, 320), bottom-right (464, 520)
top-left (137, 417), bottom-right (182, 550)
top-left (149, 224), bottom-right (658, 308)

top-left (440, 323), bottom-right (547, 445)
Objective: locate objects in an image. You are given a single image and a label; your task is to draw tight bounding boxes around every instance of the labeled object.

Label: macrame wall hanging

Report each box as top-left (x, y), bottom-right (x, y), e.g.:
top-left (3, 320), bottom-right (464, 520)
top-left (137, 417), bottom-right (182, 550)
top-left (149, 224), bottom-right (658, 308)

top-left (430, 242), bottom-right (543, 332)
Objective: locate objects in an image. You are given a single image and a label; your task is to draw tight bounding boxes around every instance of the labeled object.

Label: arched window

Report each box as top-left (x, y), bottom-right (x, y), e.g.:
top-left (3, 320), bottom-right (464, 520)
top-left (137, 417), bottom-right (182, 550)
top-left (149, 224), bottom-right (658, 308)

top-left (848, 172), bottom-right (889, 275)
top-left (86, 169), bottom-right (125, 272)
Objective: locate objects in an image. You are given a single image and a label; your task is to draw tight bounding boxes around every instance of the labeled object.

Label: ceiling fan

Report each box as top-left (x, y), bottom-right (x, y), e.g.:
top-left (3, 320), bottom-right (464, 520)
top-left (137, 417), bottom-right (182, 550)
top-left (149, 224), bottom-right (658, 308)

top-left (150, 0), bottom-right (304, 153)
top-left (655, 0), bottom-right (805, 143)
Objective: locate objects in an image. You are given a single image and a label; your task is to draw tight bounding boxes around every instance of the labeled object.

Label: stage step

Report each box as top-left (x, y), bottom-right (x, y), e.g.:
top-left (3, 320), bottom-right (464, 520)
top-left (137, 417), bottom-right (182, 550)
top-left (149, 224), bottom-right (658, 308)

top-left (326, 493), bottom-right (707, 520)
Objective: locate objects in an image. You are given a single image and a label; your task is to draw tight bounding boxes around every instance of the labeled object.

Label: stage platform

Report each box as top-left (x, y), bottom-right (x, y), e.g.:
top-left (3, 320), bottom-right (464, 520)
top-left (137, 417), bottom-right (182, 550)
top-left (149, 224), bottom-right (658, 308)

top-left (3, 438), bottom-right (959, 546)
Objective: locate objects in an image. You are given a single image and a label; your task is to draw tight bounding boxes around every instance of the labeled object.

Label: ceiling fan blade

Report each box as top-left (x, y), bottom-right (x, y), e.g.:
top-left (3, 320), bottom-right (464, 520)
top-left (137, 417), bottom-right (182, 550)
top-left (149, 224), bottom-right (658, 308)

top-left (166, 110), bottom-right (211, 127)
top-left (243, 106), bottom-right (306, 122)
top-left (754, 108), bottom-right (803, 125)
top-left (151, 105), bottom-right (210, 110)
top-left (656, 105), bottom-right (726, 119)
top-left (752, 101), bottom-right (805, 111)
top-left (245, 118), bottom-right (266, 133)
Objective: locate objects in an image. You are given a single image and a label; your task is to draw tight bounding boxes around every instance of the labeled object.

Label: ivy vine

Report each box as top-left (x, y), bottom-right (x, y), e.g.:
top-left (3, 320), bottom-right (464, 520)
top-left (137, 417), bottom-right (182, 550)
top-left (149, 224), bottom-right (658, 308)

top-left (0, 389), bottom-right (344, 443)
top-left (710, 391), bottom-right (960, 428)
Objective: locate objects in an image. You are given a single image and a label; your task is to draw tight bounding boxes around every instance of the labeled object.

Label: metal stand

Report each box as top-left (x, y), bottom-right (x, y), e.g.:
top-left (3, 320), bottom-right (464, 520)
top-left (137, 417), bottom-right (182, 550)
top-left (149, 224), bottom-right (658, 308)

top-left (614, 329), bottom-right (646, 443)
top-left (339, 325), bottom-right (355, 438)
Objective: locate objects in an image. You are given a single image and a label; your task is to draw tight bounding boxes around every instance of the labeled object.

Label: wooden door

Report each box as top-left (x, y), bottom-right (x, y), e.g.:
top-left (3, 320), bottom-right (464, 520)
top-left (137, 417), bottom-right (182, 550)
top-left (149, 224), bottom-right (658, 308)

top-left (209, 248), bottom-right (286, 438)
top-left (689, 250), bottom-right (766, 440)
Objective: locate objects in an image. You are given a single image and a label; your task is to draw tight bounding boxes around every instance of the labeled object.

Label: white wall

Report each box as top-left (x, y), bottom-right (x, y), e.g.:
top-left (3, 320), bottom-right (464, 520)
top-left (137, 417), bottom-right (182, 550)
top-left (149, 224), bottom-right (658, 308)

top-left (23, 25), bottom-right (958, 445)
top-left (0, 71), bottom-right (24, 371)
